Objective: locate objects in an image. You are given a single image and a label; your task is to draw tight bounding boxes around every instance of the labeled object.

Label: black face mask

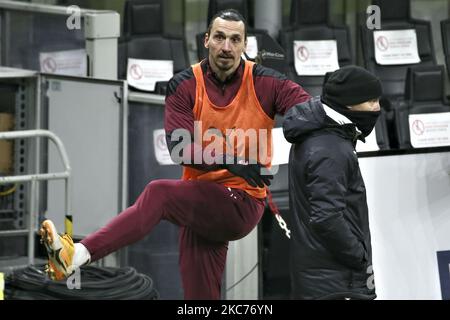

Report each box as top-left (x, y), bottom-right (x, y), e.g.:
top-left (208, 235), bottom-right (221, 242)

top-left (337, 108), bottom-right (381, 138)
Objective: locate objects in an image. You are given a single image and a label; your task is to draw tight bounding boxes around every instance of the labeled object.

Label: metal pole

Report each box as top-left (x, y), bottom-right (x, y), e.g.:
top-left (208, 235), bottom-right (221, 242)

top-left (65, 177), bottom-right (70, 220)
top-left (28, 179), bottom-right (36, 265)
top-left (64, 176), bottom-right (72, 236)
top-left (254, 0), bottom-right (282, 39)
top-left (84, 13), bottom-right (120, 79)
top-left (34, 77), bottom-right (41, 252)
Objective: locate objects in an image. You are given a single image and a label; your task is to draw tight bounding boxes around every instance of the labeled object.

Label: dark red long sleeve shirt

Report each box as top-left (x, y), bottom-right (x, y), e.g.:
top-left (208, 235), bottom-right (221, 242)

top-left (164, 59), bottom-right (311, 168)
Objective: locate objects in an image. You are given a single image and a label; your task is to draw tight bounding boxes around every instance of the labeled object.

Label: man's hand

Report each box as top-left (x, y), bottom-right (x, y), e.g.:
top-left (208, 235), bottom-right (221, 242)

top-left (223, 159), bottom-right (273, 188)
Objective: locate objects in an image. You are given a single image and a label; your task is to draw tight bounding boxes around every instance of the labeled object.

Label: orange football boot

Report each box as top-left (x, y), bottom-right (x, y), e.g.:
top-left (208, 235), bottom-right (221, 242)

top-left (39, 220), bottom-right (75, 281)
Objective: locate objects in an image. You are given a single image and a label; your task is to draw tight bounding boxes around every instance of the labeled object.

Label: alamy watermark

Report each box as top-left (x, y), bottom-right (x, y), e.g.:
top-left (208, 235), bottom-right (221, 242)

top-left (169, 121), bottom-right (278, 175)
top-left (366, 5), bottom-right (381, 30)
top-left (66, 266), bottom-right (81, 290)
top-left (66, 5), bottom-right (81, 30)
top-left (366, 264), bottom-right (375, 290)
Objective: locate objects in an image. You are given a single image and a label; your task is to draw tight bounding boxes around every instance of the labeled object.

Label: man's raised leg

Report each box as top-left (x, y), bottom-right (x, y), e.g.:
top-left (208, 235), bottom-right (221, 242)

top-left (41, 179), bottom-right (264, 288)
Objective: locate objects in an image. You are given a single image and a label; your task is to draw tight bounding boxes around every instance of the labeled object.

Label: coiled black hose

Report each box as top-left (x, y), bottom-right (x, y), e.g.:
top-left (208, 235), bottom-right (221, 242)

top-left (5, 264), bottom-right (159, 300)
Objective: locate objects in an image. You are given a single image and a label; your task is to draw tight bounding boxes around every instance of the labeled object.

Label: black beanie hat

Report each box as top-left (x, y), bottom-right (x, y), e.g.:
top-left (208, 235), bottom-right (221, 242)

top-left (321, 65), bottom-right (382, 108)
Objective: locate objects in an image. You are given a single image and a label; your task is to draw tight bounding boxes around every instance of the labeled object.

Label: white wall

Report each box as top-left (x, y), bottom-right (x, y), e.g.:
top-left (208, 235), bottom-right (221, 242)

top-left (360, 151), bottom-right (450, 299)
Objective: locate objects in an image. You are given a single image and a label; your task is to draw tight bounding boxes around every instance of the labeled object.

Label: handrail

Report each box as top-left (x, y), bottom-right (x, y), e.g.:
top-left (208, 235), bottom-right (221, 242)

top-left (0, 129), bottom-right (71, 183)
top-left (0, 129), bottom-right (72, 265)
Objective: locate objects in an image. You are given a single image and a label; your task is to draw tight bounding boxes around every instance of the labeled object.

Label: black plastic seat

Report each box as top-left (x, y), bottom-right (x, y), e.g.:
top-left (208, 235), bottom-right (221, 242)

top-left (360, 0), bottom-right (436, 148)
top-left (279, 0), bottom-right (353, 96)
top-left (119, 0), bottom-right (190, 94)
top-left (395, 65), bottom-right (450, 148)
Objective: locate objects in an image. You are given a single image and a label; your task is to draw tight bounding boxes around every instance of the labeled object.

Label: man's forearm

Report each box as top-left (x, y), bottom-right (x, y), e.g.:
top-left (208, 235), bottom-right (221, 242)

top-left (167, 139), bottom-right (226, 172)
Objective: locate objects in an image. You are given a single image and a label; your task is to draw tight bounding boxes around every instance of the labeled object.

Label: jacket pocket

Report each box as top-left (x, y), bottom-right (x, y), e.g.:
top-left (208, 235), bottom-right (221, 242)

top-left (359, 239), bottom-right (369, 266)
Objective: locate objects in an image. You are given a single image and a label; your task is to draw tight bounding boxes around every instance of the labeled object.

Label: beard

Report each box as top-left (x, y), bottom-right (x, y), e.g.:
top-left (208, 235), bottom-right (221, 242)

top-left (215, 54), bottom-right (235, 71)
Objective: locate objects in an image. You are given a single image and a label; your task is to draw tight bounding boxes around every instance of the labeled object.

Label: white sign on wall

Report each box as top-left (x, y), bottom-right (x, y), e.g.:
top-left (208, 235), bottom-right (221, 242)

top-left (373, 29), bottom-right (421, 65)
top-left (127, 59), bottom-right (173, 92)
top-left (39, 49), bottom-right (87, 76)
top-left (409, 112), bottom-right (450, 148)
top-left (293, 40), bottom-right (339, 76)
top-left (153, 129), bottom-right (175, 165)
top-left (245, 36), bottom-right (258, 59)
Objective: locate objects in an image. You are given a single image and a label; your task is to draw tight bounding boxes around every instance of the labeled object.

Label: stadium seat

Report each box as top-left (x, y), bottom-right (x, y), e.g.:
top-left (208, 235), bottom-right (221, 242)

top-left (279, 0), bottom-right (353, 96)
top-left (119, 0), bottom-right (190, 94)
top-left (360, 0), bottom-right (436, 148)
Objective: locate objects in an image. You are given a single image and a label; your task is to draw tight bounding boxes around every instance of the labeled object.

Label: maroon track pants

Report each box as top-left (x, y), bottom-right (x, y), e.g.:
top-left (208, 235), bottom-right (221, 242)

top-left (80, 179), bottom-right (265, 299)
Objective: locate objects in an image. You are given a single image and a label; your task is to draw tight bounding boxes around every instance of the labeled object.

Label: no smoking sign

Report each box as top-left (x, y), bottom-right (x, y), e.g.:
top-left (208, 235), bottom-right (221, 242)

top-left (129, 64), bottom-right (144, 80)
top-left (42, 57), bottom-right (57, 73)
top-left (296, 46), bottom-right (309, 62)
top-left (376, 35), bottom-right (389, 51)
top-left (411, 119), bottom-right (425, 136)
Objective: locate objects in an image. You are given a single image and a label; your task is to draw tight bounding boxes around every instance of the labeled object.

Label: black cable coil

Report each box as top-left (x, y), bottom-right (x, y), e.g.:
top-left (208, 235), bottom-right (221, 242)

top-left (5, 264), bottom-right (160, 300)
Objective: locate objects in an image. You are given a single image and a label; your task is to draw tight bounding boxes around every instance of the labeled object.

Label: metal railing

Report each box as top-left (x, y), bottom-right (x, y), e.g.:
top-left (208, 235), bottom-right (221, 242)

top-left (0, 129), bottom-right (71, 265)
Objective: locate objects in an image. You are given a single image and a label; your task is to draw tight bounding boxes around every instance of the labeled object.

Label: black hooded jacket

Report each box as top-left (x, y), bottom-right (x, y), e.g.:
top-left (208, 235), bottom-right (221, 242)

top-left (283, 97), bottom-right (376, 300)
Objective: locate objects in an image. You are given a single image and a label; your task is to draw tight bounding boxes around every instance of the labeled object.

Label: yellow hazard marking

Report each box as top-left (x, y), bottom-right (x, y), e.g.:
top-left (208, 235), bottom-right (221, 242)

top-left (0, 272), bottom-right (4, 300)
top-left (65, 215), bottom-right (73, 237)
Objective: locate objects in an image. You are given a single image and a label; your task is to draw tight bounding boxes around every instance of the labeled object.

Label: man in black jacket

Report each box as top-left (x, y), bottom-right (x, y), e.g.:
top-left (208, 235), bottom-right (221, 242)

top-left (283, 65), bottom-right (382, 300)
